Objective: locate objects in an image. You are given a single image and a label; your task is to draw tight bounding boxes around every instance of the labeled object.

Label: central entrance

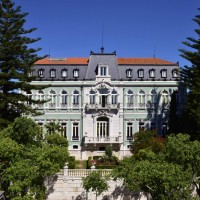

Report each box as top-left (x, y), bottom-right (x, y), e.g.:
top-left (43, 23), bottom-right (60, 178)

top-left (96, 117), bottom-right (109, 138)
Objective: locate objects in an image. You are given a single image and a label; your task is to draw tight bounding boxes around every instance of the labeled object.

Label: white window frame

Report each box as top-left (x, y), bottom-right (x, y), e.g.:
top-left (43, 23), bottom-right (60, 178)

top-left (96, 118), bottom-right (109, 138)
top-left (61, 122), bottom-right (67, 138)
top-left (126, 69), bottom-right (132, 78)
top-left (50, 69), bottom-right (56, 78)
top-left (38, 69), bottom-right (44, 78)
top-left (111, 90), bottom-right (118, 104)
top-left (89, 90), bottom-right (96, 105)
top-left (138, 90), bottom-right (145, 108)
top-left (126, 122), bottom-right (133, 140)
top-left (161, 69), bottom-right (167, 78)
top-left (73, 69), bottom-right (79, 78)
top-left (172, 69), bottom-right (178, 78)
top-left (61, 69), bottom-right (68, 78)
top-left (73, 90), bottom-right (79, 105)
top-left (61, 90), bottom-right (68, 108)
top-left (127, 90), bottom-right (134, 106)
top-left (149, 69), bottom-right (155, 78)
top-left (98, 65), bottom-right (108, 76)
top-left (72, 122), bottom-right (79, 140)
top-left (138, 69), bottom-right (144, 78)
top-left (49, 90), bottom-right (56, 108)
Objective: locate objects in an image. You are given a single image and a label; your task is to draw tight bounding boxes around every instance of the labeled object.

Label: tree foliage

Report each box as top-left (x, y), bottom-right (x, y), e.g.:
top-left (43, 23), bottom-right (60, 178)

top-left (113, 133), bottom-right (200, 199)
top-left (132, 130), bottom-right (165, 158)
top-left (179, 8), bottom-right (200, 139)
top-left (0, 117), bottom-right (69, 200)
top-left (82, 170), bottom-right (109, 200)
top-left (0, 0), bottom-right (47, 128)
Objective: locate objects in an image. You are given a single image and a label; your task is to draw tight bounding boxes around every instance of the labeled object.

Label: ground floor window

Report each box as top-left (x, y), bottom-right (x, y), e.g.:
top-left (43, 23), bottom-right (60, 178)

top-left (139, 122), bottom-right (145, 132)
top-left (97, 117), bottom-right (109, 138)
top-left (150, 122), bottom-right (156, 131)
top-left (72, 122), bottom-right (79, 140)
top-left (162, 123), bottom-right (168, 136)
top-left (126, 122), bottom-right (133, 140)
top-left (61, 122), bottom-right (67, 138)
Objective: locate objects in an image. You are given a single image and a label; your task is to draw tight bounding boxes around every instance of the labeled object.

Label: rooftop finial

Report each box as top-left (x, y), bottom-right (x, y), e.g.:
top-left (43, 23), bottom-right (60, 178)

top-left (101, 24), bottom-right (104, 53)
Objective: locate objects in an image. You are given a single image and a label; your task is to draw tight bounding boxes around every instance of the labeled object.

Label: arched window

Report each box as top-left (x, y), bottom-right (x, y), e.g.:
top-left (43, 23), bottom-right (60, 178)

top-left (26, 91), bottom-right (32, 105)
top-left (73, 90), bottom-right (79, 106)
top-left (138, 90), bottom-right (145, 108)
top-left (127, 90), bottom-right (133, 107)
top-left (162, 90), bottom-right (169, 105)
top-left (99, 88), bottom-right (109, 107)
top-left (38, 90), bottom-right (44, 101)
top-left (61, 90), bottom-right (67, 108)
top-left (97, 117), bottom-right (109, 138)
top-left (89, 90), bottom-right (96, 104)
top-left (37, 91), bottom-right (45, 108)
top-left (111, 90), bottom-right (118, 104)
top-left (49, 90), bottom-right (56, 108)
top-left (150, 90), bottom-right (157, 108)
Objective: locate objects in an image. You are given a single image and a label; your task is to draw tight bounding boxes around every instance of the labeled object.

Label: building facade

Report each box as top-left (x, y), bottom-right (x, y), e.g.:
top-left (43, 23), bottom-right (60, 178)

top-left (28, 51), bottom-right (179, 159)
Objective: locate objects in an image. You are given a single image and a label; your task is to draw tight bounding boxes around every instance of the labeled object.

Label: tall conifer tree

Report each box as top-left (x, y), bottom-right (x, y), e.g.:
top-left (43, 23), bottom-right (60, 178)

top-left (0, 0), bottom-right (46, 127)
top-left (179, 9), bottom-right (200, 139)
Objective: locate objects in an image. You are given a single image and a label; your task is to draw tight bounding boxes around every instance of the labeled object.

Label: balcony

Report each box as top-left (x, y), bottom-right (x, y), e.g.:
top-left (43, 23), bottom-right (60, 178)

top-left (85, 103), bottom-right (120, 110)
top-left (84, 136), bottom-right (122, 144)
top-left (49, 103), bottom-right (56, 108)
top-left (61, 103), bottom-right (68, 109)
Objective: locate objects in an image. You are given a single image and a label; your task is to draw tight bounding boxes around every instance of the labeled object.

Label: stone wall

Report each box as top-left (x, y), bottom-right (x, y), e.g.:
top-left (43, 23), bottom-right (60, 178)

top-left (46, 166), bottom-right (148, 200)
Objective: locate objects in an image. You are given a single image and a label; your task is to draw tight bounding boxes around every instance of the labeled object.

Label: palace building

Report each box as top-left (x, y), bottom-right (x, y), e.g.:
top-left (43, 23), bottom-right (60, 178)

top-left (28, 51), bottom-right (180, 159)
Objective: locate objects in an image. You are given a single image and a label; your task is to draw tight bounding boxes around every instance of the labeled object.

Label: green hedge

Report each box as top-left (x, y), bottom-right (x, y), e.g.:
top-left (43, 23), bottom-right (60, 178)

top-left (68, 156), bottom-right (75, 169)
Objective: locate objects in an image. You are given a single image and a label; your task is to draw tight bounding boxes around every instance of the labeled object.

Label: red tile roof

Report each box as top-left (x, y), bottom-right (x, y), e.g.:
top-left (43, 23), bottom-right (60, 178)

top-left (35, 57), bottom-right (175, 65)
top-left (117, 58), bottom-right (174, 65)
top-left (35, 58), bottom-right (89, 65)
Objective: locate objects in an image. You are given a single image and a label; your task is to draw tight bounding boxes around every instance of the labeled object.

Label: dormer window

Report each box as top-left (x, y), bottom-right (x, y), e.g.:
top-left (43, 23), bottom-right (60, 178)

top-left (50, 69), bottom-right (56, 78)
top-left (98, 65), bottom-right (108, 76)
top-left (38, 69), bottom-right (44, 78)
top-left (149, 69), bottom-right (155, 78)
top-left (161, 69), bottom-right (167, 78)
top-left (172, 69), bottom-right (178, 78)
top-left (61, 69), bottom-right (68, 78)
top-left (73, 69), bottom-right (79, 78)
top-left (126, 69), bottom-right (132, 78)
top-left (138, 69), bottom-right (144, 78)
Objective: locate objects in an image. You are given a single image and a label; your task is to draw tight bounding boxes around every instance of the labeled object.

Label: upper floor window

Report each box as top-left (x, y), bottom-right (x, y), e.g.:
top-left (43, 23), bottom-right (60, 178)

top-left (138, 69), bottom-right (144, 78)
top-left (162, 90), bottom-right (169, 105)
top-left (50, 69), bottom-right (56, 78)
top-left (38, 69), bottom-right (44, 78)
top-left (150, 90), bottom-right (157, 106)
top-left (73, 90), bottom-right (79, 105)
top-left (61, 90), bottom-right (68, 105)
top-left (111, 90), bottom-right (118, 104)
top-left (127, 90), bottom-right (134, 106)
top-left (38, 90), bottom-right (45, 101)
top-left (161, 69), bottom-right (167, 78)
top-left (73, 69), bottom-right (79, 78)
top-left (72, 122), bottom-right (79, 140)
top-left (89, 90), bottom-right (96, 104)
top-left (61, 69), bottom-right (68, 78)
top-left (49, 90), bottom-right (56, 107)
top-left (98, 65), bottom-right (108, 76)
top-left (138, 90), bottom-right (145, 108)
top-left (26, 91), bottom-right (32, 105)
top-left (139, 122), bottom-right (145, 132)
top-left (126, 69), bottom-right (132, 78)
top-left (126, 122), bottom-right (133, 140)
top-left (172, 69), bottom-right (178, 78)
top-left (149, 69), bottom-right (155, 78)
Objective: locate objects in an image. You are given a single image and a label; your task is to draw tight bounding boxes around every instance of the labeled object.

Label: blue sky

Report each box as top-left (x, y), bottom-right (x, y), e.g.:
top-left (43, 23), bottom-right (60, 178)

top-left (13, 0), bottom-right (199, 67)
